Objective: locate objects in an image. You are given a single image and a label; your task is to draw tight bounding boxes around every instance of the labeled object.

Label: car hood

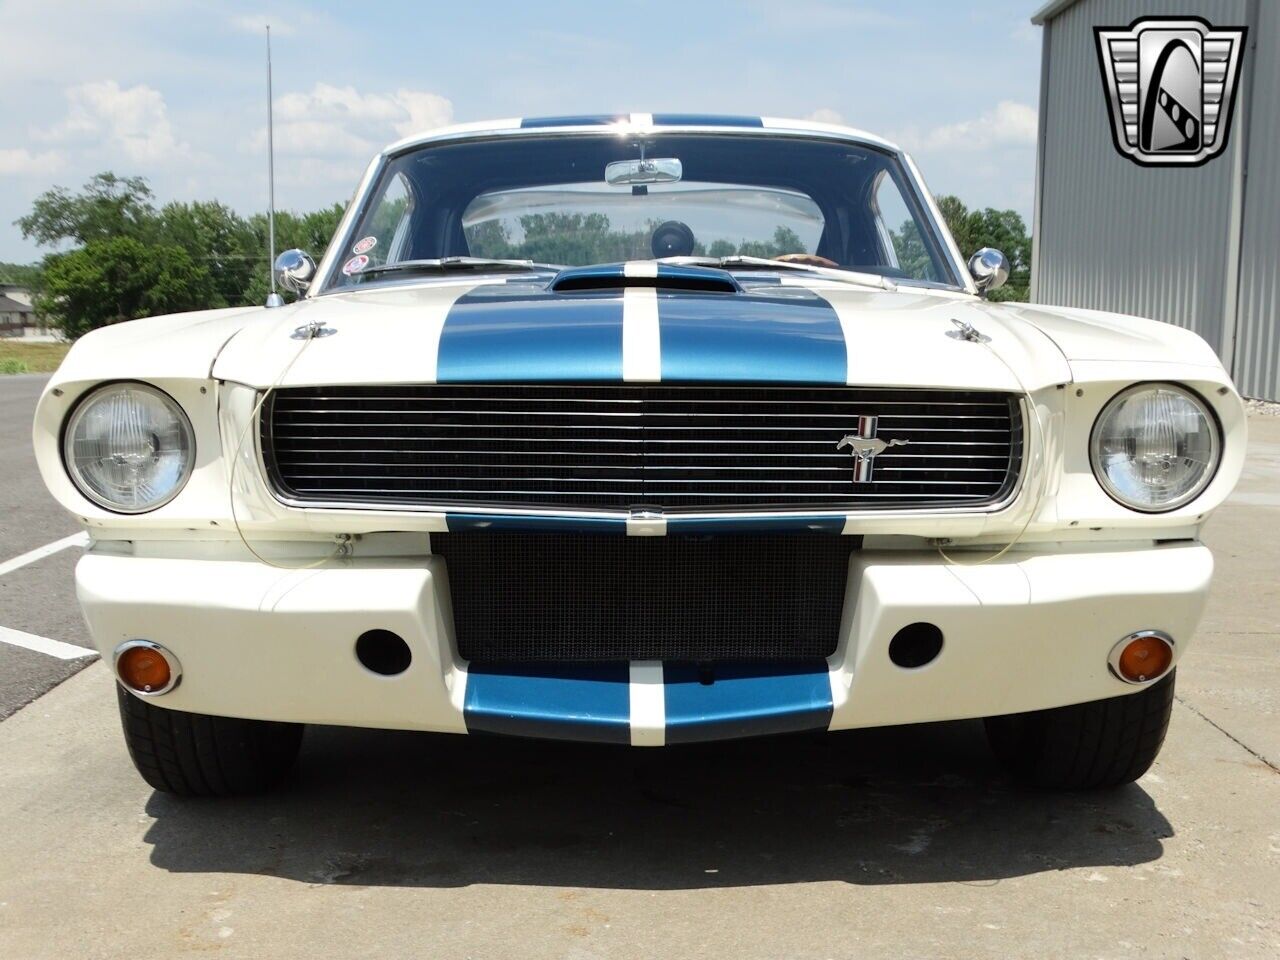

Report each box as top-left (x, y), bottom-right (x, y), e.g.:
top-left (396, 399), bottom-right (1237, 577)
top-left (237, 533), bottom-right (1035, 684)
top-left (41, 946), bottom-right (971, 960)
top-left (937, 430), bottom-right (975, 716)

top-left (211, 276), bottom-right (1076, 393)
top-left (988, 300), bottom-right (1223, 368)
top-left (55, 274), bottom-right (1223, 392)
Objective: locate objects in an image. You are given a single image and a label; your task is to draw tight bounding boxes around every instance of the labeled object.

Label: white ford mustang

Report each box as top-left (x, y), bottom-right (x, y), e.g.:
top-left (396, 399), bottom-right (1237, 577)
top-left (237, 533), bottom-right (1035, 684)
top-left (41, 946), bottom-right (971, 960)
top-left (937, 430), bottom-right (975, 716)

top-left (33, 115), bottom-right (1244, 796)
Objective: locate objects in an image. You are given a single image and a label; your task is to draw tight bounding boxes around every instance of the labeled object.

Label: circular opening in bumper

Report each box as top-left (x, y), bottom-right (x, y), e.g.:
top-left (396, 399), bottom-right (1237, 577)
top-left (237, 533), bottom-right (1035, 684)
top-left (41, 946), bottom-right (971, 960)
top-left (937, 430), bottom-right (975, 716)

top-left (355, 629), bottom-right (412, 676)
top-left (888, 622), bottom-right (944, 669)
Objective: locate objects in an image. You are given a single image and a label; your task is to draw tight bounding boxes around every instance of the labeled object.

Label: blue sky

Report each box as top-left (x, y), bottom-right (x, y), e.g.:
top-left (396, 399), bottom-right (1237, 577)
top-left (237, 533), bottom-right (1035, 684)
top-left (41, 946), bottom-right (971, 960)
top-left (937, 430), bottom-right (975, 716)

top-left (0, 0), bottom-right (1043, 264)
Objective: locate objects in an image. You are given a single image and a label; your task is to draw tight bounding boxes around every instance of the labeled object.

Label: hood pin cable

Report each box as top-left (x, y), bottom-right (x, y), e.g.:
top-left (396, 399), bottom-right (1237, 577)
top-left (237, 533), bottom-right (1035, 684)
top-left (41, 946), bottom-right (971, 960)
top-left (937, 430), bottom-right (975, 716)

top-left (935, 319), bottom-right (1049, 567)
top-left (228, 322), bottom-right (347, 570)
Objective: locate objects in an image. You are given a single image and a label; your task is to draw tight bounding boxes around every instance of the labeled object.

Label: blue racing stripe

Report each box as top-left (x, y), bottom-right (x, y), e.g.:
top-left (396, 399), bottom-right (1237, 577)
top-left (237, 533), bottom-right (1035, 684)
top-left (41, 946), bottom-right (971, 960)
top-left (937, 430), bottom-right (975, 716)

top-left (651, 114), bottom-right (763, 127)
top-left (657, 288), bottom-right (847, 383)
top-left (666, 515), bottom-right (846, 534)
top-left (447, 514), bottom-right (626, 534)
top-left (436, 286), bottom-right (624, 382)
top-left (521, 114), bottom-right (628, 128)
top-left (663, 661), bottom-right (833, 744)
top-left (464, 662), bottom-right (631, 743)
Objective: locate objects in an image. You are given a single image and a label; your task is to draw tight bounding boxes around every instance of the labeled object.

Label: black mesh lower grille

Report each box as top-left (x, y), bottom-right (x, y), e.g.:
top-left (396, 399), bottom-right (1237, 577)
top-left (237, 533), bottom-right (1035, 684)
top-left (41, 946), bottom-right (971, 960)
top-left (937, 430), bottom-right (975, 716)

top-left (434, 532), bottom-right (855, 662)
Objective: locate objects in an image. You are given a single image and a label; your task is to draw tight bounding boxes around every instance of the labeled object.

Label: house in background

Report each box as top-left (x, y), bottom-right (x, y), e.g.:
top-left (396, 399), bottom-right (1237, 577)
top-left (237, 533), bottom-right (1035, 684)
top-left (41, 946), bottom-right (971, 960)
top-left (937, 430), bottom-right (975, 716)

top-left (0, 291), bottom-right (34, 338)
top-left (0, 283), bottom-right (52, 339)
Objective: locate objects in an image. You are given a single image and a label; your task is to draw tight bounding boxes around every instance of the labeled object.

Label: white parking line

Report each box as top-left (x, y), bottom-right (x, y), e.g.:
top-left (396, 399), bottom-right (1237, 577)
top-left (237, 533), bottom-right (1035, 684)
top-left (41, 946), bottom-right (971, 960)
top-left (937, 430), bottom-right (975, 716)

top-left (0, 532), bottom-right (89, 579)
top-left (0, 625), bottom-right (98, 661)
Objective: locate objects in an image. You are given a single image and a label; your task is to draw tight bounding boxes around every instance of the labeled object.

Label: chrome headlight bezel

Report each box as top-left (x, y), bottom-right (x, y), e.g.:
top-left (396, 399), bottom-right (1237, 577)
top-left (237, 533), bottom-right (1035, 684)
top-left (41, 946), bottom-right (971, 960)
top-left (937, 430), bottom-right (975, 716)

top-left (61, 381), bottom-right (196, 514)
top-left (1089, 382), bottom-right (1221, 513)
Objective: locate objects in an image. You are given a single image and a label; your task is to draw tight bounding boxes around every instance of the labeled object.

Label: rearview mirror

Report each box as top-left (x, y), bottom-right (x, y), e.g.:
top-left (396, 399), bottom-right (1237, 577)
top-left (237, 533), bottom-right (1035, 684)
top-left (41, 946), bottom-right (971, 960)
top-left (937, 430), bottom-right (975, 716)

top-left (605, 158), bottom-right (682, 186)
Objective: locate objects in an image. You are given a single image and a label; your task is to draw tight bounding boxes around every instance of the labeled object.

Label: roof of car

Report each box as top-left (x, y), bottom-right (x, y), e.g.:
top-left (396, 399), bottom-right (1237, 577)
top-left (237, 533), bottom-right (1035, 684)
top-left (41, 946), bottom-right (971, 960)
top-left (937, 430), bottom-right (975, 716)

top-left (383, 114), bottom-right (901, 157)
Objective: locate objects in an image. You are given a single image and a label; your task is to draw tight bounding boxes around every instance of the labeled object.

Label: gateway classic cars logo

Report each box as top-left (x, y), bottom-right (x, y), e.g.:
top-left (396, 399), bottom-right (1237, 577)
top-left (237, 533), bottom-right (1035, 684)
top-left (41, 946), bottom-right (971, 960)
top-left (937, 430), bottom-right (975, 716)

top-left (1094, 16), bottom-right (1247, 167)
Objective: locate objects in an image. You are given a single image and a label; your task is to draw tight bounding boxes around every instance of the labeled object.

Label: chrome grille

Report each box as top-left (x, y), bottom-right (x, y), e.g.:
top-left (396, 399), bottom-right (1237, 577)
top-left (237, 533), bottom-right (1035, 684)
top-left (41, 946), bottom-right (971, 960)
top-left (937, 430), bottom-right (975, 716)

top-left (262, 385), bottom-right (1023, 512)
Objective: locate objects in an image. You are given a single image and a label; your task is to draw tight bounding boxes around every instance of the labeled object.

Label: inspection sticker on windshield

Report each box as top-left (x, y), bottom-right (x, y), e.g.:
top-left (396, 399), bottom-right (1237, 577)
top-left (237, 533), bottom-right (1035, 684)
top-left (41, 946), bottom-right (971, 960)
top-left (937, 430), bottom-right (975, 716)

top-left (342, 254), bottom-right (369, 275)
top-left (352, 236), bottom-right (377, 255)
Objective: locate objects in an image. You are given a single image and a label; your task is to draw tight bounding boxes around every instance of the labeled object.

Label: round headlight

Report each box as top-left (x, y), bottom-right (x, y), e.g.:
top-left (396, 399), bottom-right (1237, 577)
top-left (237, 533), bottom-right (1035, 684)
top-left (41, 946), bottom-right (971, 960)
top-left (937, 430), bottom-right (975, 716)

top-left (1089, 383), bottom-right (1219, 512)
top-left (62, 382), bottom-right (195, 513)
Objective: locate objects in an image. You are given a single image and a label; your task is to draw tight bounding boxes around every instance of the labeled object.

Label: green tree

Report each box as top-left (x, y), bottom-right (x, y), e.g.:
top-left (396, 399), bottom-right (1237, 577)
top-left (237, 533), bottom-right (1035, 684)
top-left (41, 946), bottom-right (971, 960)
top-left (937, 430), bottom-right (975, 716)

top-left (17, 173), bottom-right (347, 333)
top-left (157, 200), bottom-right (260, 307)
top-left (933, 195), bottom-right (1032, 301)
top-left (733, 225), bottom-right (807, 259)
top-left (0, 262), bottom-right (42, 288)
top-left (16, 173), bottom-right (157, 247)
top-left (241, 203), bottom-right (346, 305)
top-left (37, 236), bottom-right (216, 338)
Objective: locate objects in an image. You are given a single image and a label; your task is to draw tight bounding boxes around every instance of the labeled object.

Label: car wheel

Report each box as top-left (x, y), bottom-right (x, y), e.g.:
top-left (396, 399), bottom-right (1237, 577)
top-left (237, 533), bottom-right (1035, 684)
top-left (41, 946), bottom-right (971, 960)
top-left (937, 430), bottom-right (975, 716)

top-left (984, 671), bottom-right (1175, 790)
top-left (116, 685), bottom-right (304, 797)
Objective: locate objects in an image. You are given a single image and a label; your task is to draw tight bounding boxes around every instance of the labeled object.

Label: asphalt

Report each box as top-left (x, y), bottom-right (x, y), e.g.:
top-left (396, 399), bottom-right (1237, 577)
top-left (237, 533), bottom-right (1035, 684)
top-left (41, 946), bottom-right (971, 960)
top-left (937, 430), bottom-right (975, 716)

top-left (0, 375), bottom-right (93, 719)
top-left (0, 377), bottom-right (1276, 959)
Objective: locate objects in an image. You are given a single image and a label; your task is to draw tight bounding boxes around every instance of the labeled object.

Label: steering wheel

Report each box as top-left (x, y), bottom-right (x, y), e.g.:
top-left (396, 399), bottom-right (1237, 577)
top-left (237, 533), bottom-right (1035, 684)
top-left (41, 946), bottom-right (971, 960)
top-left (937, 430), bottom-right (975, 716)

top-left (651, 220), bottom-right (696, 258)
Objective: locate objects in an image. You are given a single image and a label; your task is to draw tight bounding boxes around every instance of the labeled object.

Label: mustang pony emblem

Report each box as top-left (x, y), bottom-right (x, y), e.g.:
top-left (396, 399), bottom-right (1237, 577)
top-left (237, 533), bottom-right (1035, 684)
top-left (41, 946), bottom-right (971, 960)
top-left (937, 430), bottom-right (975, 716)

top-left (837, 415), bottom-right (908, 482)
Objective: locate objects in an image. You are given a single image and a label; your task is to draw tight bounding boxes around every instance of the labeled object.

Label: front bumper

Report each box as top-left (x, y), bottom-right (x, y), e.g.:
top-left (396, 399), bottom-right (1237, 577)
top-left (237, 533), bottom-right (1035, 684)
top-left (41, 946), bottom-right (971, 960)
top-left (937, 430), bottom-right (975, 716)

top-left (77, 541), bottom-right (1213, 744)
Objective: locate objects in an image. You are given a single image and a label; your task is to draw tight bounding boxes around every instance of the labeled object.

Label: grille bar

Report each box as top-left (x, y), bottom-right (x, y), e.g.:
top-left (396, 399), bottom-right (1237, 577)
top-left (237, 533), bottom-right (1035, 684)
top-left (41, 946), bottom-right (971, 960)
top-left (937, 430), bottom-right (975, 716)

top-left (263, 384), bottom-right (1022, 512)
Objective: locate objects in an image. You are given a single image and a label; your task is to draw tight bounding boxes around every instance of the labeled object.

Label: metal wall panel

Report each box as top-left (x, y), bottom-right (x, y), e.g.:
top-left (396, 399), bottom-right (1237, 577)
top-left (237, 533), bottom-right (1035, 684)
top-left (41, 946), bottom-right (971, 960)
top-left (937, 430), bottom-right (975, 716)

top-left (1033, 0), bottom-right (1250, 360)
top-left (1232, 2), bottom-right (1280, 399)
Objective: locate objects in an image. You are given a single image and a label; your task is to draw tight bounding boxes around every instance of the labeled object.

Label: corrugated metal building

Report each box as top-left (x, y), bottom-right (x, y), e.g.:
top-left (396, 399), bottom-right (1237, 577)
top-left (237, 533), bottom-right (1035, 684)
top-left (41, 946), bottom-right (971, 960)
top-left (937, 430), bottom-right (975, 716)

top-left (1031, 0), bottom-right (1278, 399)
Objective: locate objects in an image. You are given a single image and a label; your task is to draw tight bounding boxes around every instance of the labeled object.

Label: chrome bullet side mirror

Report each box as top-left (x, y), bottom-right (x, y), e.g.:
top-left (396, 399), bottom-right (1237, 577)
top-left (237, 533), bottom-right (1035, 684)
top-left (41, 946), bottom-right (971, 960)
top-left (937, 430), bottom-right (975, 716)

top-left (967, 247), bottom-right (1010, 296)
top-left (274, 249), bottom-right (316, 294)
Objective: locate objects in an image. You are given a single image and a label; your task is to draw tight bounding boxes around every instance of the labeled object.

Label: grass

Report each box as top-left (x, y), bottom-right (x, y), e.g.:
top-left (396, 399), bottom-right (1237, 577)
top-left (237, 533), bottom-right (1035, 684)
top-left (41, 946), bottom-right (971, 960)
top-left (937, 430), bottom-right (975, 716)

top-left (0, 340), bottom-right (71, 374)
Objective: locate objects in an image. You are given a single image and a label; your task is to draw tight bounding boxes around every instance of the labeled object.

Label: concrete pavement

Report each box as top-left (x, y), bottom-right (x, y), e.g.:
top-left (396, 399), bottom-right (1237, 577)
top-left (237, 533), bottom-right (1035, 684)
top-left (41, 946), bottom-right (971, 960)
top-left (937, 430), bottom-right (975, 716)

top-left (0, 395), bottom-right (1276, 958)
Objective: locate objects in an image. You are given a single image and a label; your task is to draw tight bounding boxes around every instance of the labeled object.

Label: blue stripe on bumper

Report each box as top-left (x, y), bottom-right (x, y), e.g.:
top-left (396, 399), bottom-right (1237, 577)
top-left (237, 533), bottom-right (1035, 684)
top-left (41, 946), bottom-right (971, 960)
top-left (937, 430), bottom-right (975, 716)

top-left (663, 660), bottom-right (833, 744)
top-left (446, 515), bottom-right (627, 534)
top-left (463, 662), bottom-right (631, 743)
top-left (665, 516), bottom-right (846, 535)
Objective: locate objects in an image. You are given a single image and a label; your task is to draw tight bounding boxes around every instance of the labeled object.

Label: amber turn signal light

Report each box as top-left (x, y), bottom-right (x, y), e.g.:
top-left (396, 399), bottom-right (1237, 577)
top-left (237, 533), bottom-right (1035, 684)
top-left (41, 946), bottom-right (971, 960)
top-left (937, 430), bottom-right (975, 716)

top-left (1109, 631), bottom-right (1174, 684)
top-left (114, 641), bottom-right (181, 695)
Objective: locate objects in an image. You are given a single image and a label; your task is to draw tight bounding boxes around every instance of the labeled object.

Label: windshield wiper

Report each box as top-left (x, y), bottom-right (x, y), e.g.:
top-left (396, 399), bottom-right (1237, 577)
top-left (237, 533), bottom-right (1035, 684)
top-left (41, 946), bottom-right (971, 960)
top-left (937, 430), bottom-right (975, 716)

top-left (659, 255), bottom-right (894, 290)
top-left (356, 257), bottom-right (563, 279)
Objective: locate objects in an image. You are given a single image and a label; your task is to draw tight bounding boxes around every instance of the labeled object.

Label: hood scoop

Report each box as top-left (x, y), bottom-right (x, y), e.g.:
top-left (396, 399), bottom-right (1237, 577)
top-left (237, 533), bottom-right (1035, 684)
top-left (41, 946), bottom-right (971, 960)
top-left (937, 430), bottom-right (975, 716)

top-left (549, 263), bottom-right (743, 294)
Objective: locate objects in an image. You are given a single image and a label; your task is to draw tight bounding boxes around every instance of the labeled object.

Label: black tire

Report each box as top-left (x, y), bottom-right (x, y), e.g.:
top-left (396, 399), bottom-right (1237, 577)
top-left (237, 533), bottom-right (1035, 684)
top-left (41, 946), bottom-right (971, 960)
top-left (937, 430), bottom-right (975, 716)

top-left (984, 671), bottom-right (1175, 790)
top-left (116, 685), bottom-right (304, 797)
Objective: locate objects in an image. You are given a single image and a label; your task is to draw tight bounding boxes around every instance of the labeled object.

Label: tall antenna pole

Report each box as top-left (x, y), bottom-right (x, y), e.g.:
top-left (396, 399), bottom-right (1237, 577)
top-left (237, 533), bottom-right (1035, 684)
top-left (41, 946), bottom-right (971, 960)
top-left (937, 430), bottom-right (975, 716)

top-left (264, 24), bottom-right (283, 308)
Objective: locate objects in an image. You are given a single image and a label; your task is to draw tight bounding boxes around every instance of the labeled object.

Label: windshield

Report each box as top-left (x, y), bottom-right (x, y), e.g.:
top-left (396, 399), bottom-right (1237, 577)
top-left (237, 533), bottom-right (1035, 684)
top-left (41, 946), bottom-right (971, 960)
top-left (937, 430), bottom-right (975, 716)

top-left (325, 132), bottom-right (959, 291)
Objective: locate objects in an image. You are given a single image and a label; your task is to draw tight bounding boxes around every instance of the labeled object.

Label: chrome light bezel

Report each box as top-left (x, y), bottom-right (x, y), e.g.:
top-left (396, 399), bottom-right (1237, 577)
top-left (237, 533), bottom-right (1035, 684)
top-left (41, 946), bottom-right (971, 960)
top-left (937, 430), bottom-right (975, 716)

top-left (61, 381), bottom-right (196, 514)
top-left (113, 639), bottom-right (183, 696)
top-left (1107, 630), bottom-right (1176, 685)
top-left (1089, 382), bottom-right (1221, 513)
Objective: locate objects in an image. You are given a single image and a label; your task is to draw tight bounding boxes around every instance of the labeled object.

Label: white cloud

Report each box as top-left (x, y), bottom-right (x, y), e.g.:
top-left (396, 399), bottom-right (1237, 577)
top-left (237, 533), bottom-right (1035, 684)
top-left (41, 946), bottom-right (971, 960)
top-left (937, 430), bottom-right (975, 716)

top-left (917, 100), bottom-right (1037, 151)
top-left (37, 80), bottom-right (189, 163)
top-left (0, 148), bottom-right (65, 176)
top-left (253, 83), bottom-right (454, 167)
top-left (806, 108), bottom-right (845, 125)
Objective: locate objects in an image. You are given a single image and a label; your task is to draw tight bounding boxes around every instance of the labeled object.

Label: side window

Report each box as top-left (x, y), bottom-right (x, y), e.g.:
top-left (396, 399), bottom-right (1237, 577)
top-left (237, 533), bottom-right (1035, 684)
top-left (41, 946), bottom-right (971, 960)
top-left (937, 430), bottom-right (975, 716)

top-left (871, 171), bottom-right (939, 282)
top-left (351, 173), bottom-right (413, 267)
